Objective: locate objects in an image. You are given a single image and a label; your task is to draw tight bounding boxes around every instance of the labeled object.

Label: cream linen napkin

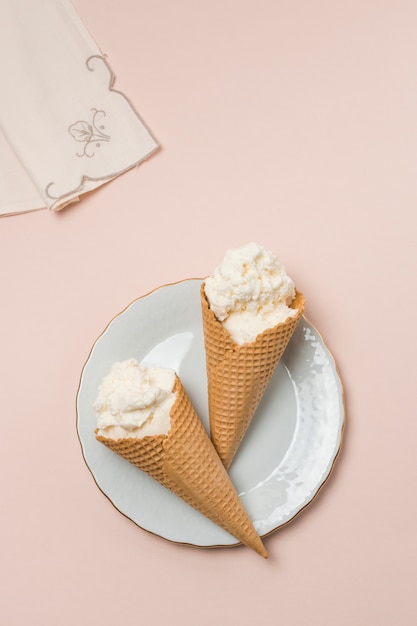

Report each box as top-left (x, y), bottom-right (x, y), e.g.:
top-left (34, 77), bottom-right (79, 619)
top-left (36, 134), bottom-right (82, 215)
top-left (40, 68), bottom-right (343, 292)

top-left (0, 0), bottom-right (158, 216)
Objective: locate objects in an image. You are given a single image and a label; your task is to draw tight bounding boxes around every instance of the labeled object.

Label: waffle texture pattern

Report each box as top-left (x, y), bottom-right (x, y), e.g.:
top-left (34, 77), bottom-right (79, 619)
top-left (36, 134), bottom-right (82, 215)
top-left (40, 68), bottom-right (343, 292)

top-left (96, 376), bottom-right (267, 557)
top-left (201, 283), bottom-right (305, 469)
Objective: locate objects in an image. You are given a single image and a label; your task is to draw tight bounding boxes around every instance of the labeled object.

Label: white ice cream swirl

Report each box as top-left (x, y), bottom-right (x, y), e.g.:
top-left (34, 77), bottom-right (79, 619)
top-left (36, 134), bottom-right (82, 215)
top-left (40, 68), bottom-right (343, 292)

top-left (94, 359), bottom-right (175, 439)
top-left (204, 242), bottom-right (297, 345)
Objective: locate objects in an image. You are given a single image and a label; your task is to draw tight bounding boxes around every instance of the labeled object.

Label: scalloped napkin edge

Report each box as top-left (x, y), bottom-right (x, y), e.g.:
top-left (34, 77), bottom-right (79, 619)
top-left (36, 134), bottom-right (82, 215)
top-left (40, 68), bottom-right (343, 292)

top-left (0, 0), bottom-right (159, 216)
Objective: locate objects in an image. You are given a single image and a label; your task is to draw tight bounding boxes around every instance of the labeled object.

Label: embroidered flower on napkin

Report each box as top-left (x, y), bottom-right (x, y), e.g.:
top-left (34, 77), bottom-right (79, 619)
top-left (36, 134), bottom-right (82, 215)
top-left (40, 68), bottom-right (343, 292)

top-left (0, 0), bottom-right (158, 216)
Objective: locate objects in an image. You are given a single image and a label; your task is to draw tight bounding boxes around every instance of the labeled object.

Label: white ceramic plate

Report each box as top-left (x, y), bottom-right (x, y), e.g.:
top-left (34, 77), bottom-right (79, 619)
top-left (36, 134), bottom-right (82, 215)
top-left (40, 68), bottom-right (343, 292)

top-left (77, 279), bottom-right (345, 548)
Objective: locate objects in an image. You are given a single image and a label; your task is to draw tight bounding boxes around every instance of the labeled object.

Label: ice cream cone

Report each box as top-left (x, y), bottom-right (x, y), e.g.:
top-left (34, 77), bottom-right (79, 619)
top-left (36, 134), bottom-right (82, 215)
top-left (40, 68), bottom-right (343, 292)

top-left (96, 375), bottom-right (267, 558)
top-left (201, 282), bottom-right (305, 469)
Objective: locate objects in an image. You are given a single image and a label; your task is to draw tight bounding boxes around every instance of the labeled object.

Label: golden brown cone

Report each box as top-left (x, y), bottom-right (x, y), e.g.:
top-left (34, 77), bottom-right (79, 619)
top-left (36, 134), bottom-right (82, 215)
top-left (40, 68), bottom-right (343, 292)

top-left (96, 376), bottom-right (267, 558)
top-left (201, 283), bottom-right (305, 470)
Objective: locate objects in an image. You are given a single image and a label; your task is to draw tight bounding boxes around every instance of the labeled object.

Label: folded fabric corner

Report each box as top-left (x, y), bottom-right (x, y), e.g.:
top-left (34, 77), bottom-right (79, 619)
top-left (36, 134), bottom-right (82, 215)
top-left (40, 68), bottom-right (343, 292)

top-left (0, 0), bottom-right (159, 216)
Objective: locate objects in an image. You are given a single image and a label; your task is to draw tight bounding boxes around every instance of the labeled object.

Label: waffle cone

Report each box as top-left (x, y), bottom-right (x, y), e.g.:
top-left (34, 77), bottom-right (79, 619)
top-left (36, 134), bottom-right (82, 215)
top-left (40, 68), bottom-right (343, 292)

top-left (96, 376), bottom-right (267, 558)
top-left (201, 283), bottom-right (305, 469)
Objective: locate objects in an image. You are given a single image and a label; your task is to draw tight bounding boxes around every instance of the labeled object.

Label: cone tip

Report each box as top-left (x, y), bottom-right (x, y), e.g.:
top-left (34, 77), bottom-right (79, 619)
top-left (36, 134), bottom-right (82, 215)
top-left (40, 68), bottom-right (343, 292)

top-left (258, 545), bottom-right (269, 559)
top-left (251, 538), bottom-right (268, 559)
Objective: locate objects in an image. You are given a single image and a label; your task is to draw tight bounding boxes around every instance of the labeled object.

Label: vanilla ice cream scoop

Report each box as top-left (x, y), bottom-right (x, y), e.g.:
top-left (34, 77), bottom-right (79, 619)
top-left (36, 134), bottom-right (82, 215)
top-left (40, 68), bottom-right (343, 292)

top-left (204, 242), bottom-right (298, 344)
top-left (94, 359), bottom-right (176, 439)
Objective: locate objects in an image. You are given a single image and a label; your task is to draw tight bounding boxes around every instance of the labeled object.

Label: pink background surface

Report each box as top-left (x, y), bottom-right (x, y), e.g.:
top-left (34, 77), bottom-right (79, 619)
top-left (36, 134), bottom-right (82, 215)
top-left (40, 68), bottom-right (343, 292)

top-left (1, 1), bottom-right (416, 624)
